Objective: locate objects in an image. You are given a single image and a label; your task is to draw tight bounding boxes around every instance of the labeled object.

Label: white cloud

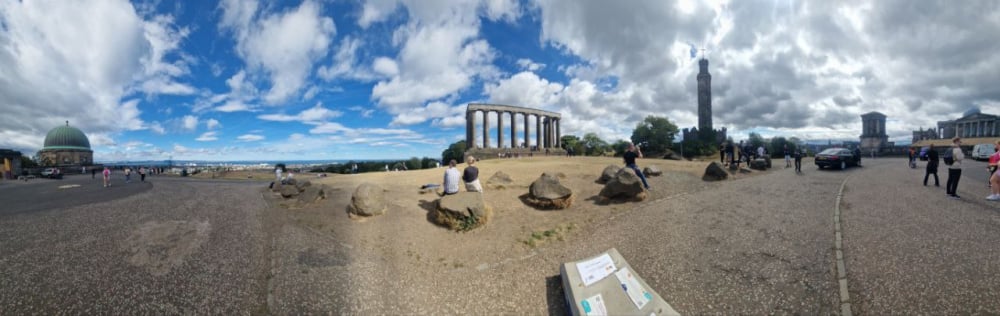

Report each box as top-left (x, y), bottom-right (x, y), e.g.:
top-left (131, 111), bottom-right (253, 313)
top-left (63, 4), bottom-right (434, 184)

top-left (516, 58), bottom-right (545, 71)
top-left (237, 134), bottom-right (265, 142)
top-left (148, 122), bottom-right (166, 135)
top-left (219, 0), bottom-right (336, 104)
top-left (349, 106), bottom-right (375, 118)
top-left (205, 118), bottom-right (222, 129)
top-left (0, 0), bottom-right (190, 151)
top-left (372, 57), bottom-right (399, 77)
top-left (196, 131), bottom-right (219, 141)
top-left (182, 115), bottom-right (199, 130)
top-left (317, 36), bottom-right (379, 81)
top-left (257, 103), bottom-right (343, 124)
top-left (309, 122), bottom-right (352, 134)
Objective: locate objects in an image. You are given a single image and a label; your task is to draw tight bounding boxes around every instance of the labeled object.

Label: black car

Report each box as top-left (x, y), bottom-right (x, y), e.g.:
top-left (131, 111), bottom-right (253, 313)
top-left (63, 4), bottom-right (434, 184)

top-left (815, 148), bottom-right (861, 170)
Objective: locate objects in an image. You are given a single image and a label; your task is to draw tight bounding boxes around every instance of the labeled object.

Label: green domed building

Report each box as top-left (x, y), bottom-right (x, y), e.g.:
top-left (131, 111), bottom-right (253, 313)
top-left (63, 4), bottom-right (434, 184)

top-left (38, 121), bottom-right (93, 166)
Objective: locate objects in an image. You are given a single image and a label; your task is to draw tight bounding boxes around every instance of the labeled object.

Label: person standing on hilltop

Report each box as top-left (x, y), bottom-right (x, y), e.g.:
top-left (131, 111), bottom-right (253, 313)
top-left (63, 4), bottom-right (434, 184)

top-left (441, 160), bottom-right (460, 196)
top-left (463, 156), bottom-right (482, 192)
top-left (924, 144), bottom-right (939, 187)
top-left (945, 137), bottom-right (964, 199)
top-left (794, 148), bottom-right (803, 173)
top-left (719, 142), bottom-right (726, 163)
top-left (986, 141), bottom-right (1000, 201)
top-left (102, 167), bottom-right (111, 188)
top-left (624, 142), bottom-right (651, 190)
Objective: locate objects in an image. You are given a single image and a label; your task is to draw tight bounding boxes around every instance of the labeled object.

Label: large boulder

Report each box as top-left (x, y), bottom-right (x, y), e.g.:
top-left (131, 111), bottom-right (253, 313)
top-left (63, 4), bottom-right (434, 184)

top-left (598, 165), bottom-right (621, 183)
top-left (599, 169), bottom-right (647, 201)
top-left (750, 159), bottom-right (767, 171)
top-left (297, 185), bottom-right (326, 204)
top-left (662, 149), bottom-right (682, 161)
top-left (526, 173), bottom-right (574, 209)
top-left (285, 178), bottom-right (298, 186)
top-left (294, 180), bottom-right (312, 192)
top-left (348, 183), bottom-right (387, 217)
top-left (435, 192), bottom-right (491, 231)
top-left (486, 171), bottom-right (514, 189)
top-left (643, 165), bottom-right (663, 176)
top-left (703, 162), bottom-right (729, 181)
top-left (280, 185), bottom-right (300, 198)
top-left (763, 154), bottom-right (772, 168)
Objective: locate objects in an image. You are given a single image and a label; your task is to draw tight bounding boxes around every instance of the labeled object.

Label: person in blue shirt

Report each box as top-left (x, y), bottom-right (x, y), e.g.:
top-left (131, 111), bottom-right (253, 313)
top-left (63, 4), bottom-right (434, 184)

top-left (623, 142), bottom-right (650, 190)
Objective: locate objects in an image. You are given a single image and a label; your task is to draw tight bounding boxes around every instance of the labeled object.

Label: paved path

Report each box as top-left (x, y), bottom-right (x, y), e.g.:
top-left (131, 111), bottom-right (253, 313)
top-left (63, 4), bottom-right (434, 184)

top-left (0, 174), bottom-right (151, 216)
top-left (841, 158), bottom-right (1000, 314)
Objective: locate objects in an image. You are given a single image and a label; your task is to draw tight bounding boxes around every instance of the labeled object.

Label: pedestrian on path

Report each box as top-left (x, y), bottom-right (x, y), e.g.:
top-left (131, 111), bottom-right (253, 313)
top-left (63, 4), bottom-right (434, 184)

top-left (924, 144), bottom-right (939, 187)
top-left (102, 167), bottom-right (111, 187)
top-left (945, 137), bottom-right (964, 199)
top-left (91, 168), bottom-right (96, 179)
top-left (784, 145), bottom-right (791, 168)
top-left (124, 167), bottom-right (132, 183)
top-left (140, 167), bottom-right (147, 183)
top-left (794, 148), bottom-right (803, 173)
top-left (986, 141), bottom-right (1000, 200)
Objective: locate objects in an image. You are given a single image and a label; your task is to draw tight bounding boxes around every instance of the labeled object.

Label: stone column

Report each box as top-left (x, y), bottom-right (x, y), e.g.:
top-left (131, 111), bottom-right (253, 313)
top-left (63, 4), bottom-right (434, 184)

top-left (466, 111), bottom-right (476, 148)
top-left (555, 118), bottom-right (561, 148)
top-left (536, 115), bottom-right (543, 149)
top-left (510, 112), bottom-right (518, 149)
top-left (523, 113), bottom-right (530, 148)
top-left (482, 111), bottom-right (490, 148)
top-left (544, 117), bottom-right (551, 148)
top-left (497, 111), bottom-right (505, 149)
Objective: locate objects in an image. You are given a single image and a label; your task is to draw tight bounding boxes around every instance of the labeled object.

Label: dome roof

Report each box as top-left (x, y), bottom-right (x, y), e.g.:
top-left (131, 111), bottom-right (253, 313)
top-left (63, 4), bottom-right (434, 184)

top-left (42, 121), bottom-right (91, 151)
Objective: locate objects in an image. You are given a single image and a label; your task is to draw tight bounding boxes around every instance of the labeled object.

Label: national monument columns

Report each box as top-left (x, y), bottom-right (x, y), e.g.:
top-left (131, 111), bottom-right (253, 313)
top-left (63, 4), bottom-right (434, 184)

top-left (465, 103), bottom-right (562, 153)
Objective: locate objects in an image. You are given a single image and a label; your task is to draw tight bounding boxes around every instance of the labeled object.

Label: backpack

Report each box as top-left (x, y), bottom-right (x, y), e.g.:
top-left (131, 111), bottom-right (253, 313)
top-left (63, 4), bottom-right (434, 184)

top-left (943, 148), bottom-right (954, 166)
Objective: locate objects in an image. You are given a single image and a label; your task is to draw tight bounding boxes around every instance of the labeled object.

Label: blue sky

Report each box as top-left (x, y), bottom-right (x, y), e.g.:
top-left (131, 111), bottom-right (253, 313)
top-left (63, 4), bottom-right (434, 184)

top-left (2, 0), bottom-right (998, 161)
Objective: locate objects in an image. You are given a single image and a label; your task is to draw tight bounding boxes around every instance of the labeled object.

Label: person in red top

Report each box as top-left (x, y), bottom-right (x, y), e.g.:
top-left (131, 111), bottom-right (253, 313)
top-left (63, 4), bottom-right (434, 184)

top-left (102, 167), bottom-right (111, 188)
top-left (987, 141), bottom-right (1000, 201)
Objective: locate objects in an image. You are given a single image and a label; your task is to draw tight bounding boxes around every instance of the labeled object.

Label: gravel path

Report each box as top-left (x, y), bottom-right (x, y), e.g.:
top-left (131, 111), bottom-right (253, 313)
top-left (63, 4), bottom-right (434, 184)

top-left (0, 178), bottom-right (268, 314)
top-left (841, 158), bottom-right (1000, 315)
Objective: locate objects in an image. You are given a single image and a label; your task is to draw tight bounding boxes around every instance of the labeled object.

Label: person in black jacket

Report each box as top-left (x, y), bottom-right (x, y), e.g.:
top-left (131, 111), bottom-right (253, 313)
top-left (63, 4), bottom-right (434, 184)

top-left (924, 144), bottom-right (939, 187)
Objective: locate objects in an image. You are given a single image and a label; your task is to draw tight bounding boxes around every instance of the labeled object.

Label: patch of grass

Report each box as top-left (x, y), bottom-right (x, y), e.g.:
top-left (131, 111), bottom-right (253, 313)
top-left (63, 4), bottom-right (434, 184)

top-left (521, 223), bottom-right (577, 248)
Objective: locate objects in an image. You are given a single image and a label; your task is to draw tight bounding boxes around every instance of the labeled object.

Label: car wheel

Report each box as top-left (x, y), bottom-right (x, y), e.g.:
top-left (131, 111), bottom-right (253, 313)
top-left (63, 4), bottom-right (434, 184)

top-left (840, 161), bottom-right (846, 170)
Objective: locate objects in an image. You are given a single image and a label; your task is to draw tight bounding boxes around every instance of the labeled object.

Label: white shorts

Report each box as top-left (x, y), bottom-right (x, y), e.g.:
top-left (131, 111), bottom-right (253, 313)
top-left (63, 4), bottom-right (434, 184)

top-left (465, 179), bottom-right (483, 192)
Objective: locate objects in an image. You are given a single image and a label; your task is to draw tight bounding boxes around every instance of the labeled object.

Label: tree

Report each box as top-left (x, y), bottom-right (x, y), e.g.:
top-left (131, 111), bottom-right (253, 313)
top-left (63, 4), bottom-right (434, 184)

top-left (441, 140), bottom-right (467, 164)
top-left (20, 155), bottom-right (38, 168)
top-left (407, 157), bottom-right (422, 170)
top-left (611, 140), bottom-right (631, 156)
top-left (630, 116), bottom-right (679, 155)
top-left (748, 132), bottom-right (765, 149)
top-left (582, 133), bottom-right (610, 156)
top-left (560, 135), bottom-right (585, 156)
top-left (769, 137), bottom-right (796, 157)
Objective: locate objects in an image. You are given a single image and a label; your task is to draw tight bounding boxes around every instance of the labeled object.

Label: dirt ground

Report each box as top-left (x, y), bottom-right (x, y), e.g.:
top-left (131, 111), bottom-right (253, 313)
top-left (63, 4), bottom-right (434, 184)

top-left (271, 156), bottom-right (767, 271)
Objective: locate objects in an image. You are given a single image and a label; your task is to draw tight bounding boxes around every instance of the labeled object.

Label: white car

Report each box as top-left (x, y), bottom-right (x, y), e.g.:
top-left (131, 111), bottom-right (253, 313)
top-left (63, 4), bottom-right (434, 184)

top-left (972, 143), bottom-right (994, 161)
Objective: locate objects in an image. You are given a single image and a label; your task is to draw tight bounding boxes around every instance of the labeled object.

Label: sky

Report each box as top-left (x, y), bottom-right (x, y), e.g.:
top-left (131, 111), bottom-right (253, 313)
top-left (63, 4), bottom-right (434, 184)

top-left (1, 0), bottom-right (999, 161)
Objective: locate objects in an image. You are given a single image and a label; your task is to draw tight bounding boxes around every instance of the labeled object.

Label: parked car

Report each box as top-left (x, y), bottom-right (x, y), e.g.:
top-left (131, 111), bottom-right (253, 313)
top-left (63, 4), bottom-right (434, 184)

top-left (40, 168), bottom-right (63, 179)
top-left (972, 143), bottom-right (995, 161)
top-left (918, 146), bottom-right (930, 161)
top-left (815, 148), bottom-right (861, 170)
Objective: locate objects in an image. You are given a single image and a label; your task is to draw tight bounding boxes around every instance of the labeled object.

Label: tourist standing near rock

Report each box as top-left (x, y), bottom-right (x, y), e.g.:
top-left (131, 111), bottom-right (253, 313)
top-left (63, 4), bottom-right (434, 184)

top-left (986, 141), bottom-right (1000, 200)
top-left (139, 167), bottom-right (147, 183)
top-left (719, 142), bottom-right (726, 163)
top-left (794, 148), bottom-right (803, 173)
top-left (442, 160), bottom-right (460, 195)
top-left (725, 141), bottom-right (735, 166)
top-left (125, 167), bottom-right (132, 183)
top-left (275, 167), bottom-right (282, 182)
top-left (623, 142), bottom-right (650, 190)
top-left (463, 156), bottom-right (482, 192)
top-left (102, 167), bottom-right (111, 188)
top-left (924, 144), bottom-right (939, 187)
top-left (783, 145), bottom-right (791, 168)
top-left (945, 137), bottom-right (964, 199)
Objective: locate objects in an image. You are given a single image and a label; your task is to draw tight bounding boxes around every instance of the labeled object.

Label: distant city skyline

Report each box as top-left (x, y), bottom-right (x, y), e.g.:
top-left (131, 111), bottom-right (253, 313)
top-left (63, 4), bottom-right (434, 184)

top-left (1, 0), bottom-right (998, 161)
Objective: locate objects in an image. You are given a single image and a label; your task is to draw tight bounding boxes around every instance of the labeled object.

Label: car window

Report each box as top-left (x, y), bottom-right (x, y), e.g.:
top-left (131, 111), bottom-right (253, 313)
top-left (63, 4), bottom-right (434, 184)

top-left (819, 148), bottom-right (840, 155)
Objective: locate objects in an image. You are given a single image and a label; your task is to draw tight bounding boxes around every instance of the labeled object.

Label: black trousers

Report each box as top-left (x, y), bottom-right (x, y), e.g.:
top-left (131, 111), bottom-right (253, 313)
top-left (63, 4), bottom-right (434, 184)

top-left (924, 167), bottom-right (938, 186)
top-left (946, 168), bottom-right (962, 195)
top-left (794, 159), bottom-right (801, 172)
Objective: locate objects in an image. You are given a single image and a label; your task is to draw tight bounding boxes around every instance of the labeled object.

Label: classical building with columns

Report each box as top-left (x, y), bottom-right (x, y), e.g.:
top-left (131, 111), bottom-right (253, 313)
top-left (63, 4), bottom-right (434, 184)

top-left (936, 108), bottom-right (999, 139)
top-left (464, 103), bottom-right (564, 158)
top-left (859, 111), bottom-right (889, 152)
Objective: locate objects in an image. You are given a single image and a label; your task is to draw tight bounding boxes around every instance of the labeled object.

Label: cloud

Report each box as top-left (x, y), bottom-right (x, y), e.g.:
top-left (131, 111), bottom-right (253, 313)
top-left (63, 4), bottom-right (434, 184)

top-left (516, 58), bottom-right (545, 71)
top-left (182, 115), bottom-right (199, 130)
top-left (349, 106), bottom-right (375, 118)
top-left (219, 0), bottom-right (336, 104)
top-left (0, 0), bottom-right (190, 151)
top-left (257, 103), bottom-right (343, 124)
top-left (196, 131), bottom-right (219, 141)
top-left (317, 36), bottom-right (380, 81)
top-left (205, 118), bottom-right (222, 129)
top-left (237, 134), bottom-right (265, 142)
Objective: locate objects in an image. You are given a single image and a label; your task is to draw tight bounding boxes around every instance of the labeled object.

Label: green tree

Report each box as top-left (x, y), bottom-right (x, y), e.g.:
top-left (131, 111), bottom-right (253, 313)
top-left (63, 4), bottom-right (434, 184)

top-left (747, 132), bottom-right (765, 149)
top-left (560, 135), bottom-right (585, 156)
top-left (441, 140), bottom-right (467, 164)
top-left (630, 115), bottom-right (679, 155)
top-left (769, 137), bottom-right (796, 157)
top-left (406, 157), bottom-right (422, 170)
top-left (582, 133), bottom-right (609, 156)
top-left (611, 139), bottom-right (631, 156)
top-left (20, 155), bottom-right (38, 168)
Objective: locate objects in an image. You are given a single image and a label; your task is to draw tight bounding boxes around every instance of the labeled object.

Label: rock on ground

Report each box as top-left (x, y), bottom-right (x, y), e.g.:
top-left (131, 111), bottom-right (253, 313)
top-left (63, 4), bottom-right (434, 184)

top-left (703, 162), bottom-right (729, 181)
top-left (435, 192), bottom-right (491, 231)
top-left (763, 155), bottom-right (772, 168)
top-left (280, 185), bottom-right (300, 198)
top-left (662, 148), bottom-right (683, 160)
top-left (599, 169), bottom-right (647, 201)
top-left (526, 173), bottom-right (573, 209)
top-left (599, 165), bottom-right (621, 183)
top-left (486, 171), bottom-right (514, 188)
top-left (294, 180), bottom-right (312, 192)
top-left (751, 159), bottom-right (767, 171)
top-left (348, 183), bottom-right (386, 217)
top-left (643, 165), bottom-right (663, 176)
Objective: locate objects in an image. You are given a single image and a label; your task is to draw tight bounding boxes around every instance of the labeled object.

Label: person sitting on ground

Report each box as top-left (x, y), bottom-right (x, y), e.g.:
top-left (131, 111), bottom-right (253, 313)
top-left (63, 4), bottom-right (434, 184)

top-left (623, 142), bottom-right (651, 190)
top-left (441, 160), bottom-right (460, 196)
top-left (463, 156), bottom-right (483, 192)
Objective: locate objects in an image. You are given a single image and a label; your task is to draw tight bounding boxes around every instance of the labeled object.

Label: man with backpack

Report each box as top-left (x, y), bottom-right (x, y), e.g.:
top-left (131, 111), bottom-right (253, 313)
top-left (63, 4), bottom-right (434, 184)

top-left (944, 137), bottom-right (964, 199)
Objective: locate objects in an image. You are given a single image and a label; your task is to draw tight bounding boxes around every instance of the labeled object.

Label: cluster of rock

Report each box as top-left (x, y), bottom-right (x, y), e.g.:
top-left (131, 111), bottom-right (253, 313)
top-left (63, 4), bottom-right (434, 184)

top-left (599, 168), bottom-right (647, 201)
top-left (702, 156), bottom-right (770, 181)
top-left (525, 173), bottom-right (573, 209)
top-left (270, 179), bottom-right (326, 208)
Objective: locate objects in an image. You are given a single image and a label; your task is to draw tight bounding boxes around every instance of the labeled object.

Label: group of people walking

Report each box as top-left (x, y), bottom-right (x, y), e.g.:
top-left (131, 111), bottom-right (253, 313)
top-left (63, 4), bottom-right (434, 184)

top-left (921, 137), bottom-right (970, 200)
top-left (97, 166), bottom-right (153, 188)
